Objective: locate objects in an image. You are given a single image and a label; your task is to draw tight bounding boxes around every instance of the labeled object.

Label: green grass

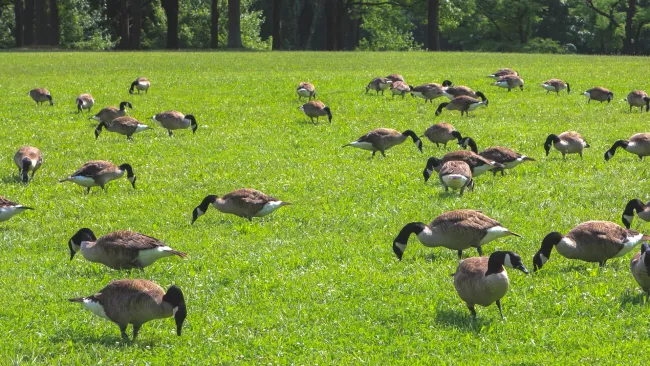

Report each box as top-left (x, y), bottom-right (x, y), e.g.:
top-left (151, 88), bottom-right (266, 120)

top-left (1, 51), bottom-right (650, 364)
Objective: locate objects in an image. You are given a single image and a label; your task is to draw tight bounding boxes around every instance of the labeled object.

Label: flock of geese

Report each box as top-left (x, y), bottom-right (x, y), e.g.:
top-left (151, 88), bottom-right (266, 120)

top-left (2, 67), bottom-right (650, 341)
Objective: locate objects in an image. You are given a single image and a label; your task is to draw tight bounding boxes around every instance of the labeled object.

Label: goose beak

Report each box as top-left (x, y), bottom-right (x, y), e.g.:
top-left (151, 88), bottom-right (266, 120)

top-left (516, 263), bottom-right (529, 274)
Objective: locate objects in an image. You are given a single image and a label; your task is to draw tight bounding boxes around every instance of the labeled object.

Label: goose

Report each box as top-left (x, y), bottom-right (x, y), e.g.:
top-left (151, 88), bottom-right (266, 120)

top-left (435, 95), bottom-right (488, 116)
top-left (492, 75), bottom-right (524, 91)
top-left (411, 81), bottom-right (452, 103)
top-left (29, 88), bottom-right (53, 105)
top-left (390, 81), bottom-right (412, 99)
top-left (76, 94), bottom-right (95, 113)
top-left (532, 221), bottom-right (650, 270)
top-left (621, 199), bottom-right (650, 229)
top-left (625, 90), bottom-right (650, 112)
top-left (0, 196), bottom-right (34, 222)
top-left (59, 160), bottom-right (136, 193)
top-left (583, 87), bottom-right (613, 103)
top-left (300, 101), bottom-right (332, 123)
top-left (630, 243), bottom-right (650, 299)
top-left (68, 228), bottom-right (187, 269)
top-left (69, 279), bottom-right (186, 341)
top-left (458, 137), bottom-right (535, 175)
top-left (439, 160), bottom-right (473, 196)
top-left (544, 131), bottom-right (590, 159)
top-left (129, 77), bottom-right (150, 94)
top-left (95, 116), bottom-right (151, 140)
top-left (13, 146), bottom-right (43, 183)
top-left (91, 102), bottom-right (134, 123)
top-left (192, 188), bottom-right (291, 224)
top-left (453, 251), bottom-right (528, 319)
top-left (392, 209), bottom-right (520, 260)
top-left (152, 111), bottom-right (198, 137)
top-left (422, 122), bottom-right (462, 147)
top-left (385, 74), bottom-right (405, 83)
top-left (604, 133), bottom-right (650, 161)
top-left (366, 77), bottom-right (392, 95)
top-left (541, 79), bottom-right (570, 95)
top-left (487, 68), bottom-right (518, 80)
top-left (443, 87), bottom-right (486, 100)
top-left (423, 151), bottom-right (504, 181)
top-left (343, 128), bottom-right (422, 157)
top-left (296, 82), bottom-right (316, 101)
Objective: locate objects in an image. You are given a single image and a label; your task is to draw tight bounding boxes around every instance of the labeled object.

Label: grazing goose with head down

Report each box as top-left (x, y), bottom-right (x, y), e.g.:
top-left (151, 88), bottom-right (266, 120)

top-left (630, 243), bottom-right (650, 299)
top-left (392, 209), bottom-right (520, 260)
top-left (69, 279), bottom-right (186, 341)
top-left (423, 151), bottom-right (504, 181)
top-left (153, 111), bottom-right (198, 136)
top-left (436, 95), bottom-right (488, 116)
top-left (411, 81), bottom-right (453, 103)
top-left (604, 133), bottom-right (650, 161)
top-left (583, 87), bottom-right (613, 103)
top-left (300, 100), bottom-right (332, 124)
top-left (541, 79), bottom-right (570, 95)
top-left (13, 146), bottom-right (43, 183)
top-left (68, 228), bottom-right (186, 270)
top-left (385, 74), bottom-right (405, 83)
top-left (438, 160), bottom-right (473, 196)
top-left (29, 88), bottom-right (53, 106)
top-left (0, 196), bottom-right (34, 222)
top-left (59, 160), bottom-right (136, 193)
top-left (76, 94), bottom-right (95, 113)
top-left (343, 128), bottom-right (422, 157)
top-left (533, 221), bottom-right (650, 270)
top-left (296, 82), bottom-right (316, 101)
top-left (544, 131), bottom-right (589, 159)
top-left (366, 77), bottom-right (392, 95)
top-left (390, 81), bottom-right (412, 99)
top-left (129, 77), bottom-right (150, 94)
top-left (625, 91), bottom-right (650, 112)
top-left (492, 75), bottom-right (524, 91)
top-left (422, 122), bottom-right (462, 148)
top-left (487, 68), bottom-right (518, 80)
top-left (443, 86), bottom-right (486, 100)
top-left (91, 102), bottom-right (134, 123)
top-left (458, 137), bottom-right (535, 175)
top-left (95, 116), bottom-right (151, 140)
top-left (453, 251), bottom-right (528, 319)
top-left (192, 188), bottom-right (291, 224)
top-left (621, 199), bottom-right (650, 229)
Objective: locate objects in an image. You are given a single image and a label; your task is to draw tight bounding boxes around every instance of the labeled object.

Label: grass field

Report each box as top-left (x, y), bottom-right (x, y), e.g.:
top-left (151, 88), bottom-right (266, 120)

top-left (1, 51), bottom-right (650, 364)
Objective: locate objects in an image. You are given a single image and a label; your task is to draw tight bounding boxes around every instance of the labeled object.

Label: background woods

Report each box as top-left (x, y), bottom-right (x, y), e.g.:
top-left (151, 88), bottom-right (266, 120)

top-left (0, 0), bottom-right (649, 54)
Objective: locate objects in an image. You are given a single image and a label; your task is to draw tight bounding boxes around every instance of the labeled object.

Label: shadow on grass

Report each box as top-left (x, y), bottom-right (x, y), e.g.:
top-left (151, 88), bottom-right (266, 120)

top-left (49, 332), bottom-right (157, 348)
top-left (1, 175), bottom-right (22, 184)
top-left (619, 290), bottom-right (647, 308)
top-left (434, 308), bottom-right (492, 333)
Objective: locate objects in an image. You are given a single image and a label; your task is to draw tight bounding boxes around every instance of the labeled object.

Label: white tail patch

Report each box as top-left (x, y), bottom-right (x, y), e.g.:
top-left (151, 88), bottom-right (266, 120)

top-left (480, 226), bottom-right (512, 245)
top-left (68, 176), bottom-right (97, 187)
top-left (0, 207), bottom-right (28, 221)
top-left (348, 141), bottom-right (374, 151)
top-left (442, 175), bottom-right (468, 190)
top-left (472, 164), bottom-right (492, 176)
top-left (91, 116), bottom-right (100, 121)
top-left (583, 92), bottom-right (590, 97)
top-left (135, 124), bottom-right (150, 133)
top-left (256, 201), bottom-right (286, 217)
top-left (137, 246), bottom-right (176, 267)
top-left (617, 234), bottom-right (646, 257)
top-left (82, 299), bottom-right (109, 319)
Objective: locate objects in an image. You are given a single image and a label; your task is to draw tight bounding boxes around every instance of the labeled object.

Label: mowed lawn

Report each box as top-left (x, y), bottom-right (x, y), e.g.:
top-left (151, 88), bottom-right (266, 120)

top-left (1, 51), bottom-right (649, 364)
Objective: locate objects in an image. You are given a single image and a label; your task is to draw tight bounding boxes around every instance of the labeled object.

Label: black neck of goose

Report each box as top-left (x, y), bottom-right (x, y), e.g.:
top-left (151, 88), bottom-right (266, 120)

top-left (624, 199), bottom-right (645, 217)
top-left (533, 232), bottom-right (562, 270)
top-left (119, 164), bottom-right (134, 178)
top-left (69, 228), bottom-right (97, 260)
top-left (94, 122), bottom-right (105, 139)
top-left (46, 95), bottom-right (53, 105)
top-left (486, 251), bottom-right (507, 275)
top-left (436, 103), bottom-right (448, 115)
top-left (606, 140), bottom-right (628, 160)
top-left (324, 107), bottom-right (332, 122)
top-left (644, 97), bottom-right (650, 111)
top-left (475, 91), bottom-right (487, 101)
top-left (119, 101), bottom-right (129, 111)
top-left (163, 286), bottom-right (187, 336)
top-left (393, 222), bottom-right (426, 260)
top-left (423, 157), bottom-right (441, 182)
top-left (185, 114), bottom-right (198, 133)
top-left (129, 81), bottom-right (137, 93)
top-left (566, 83), bottom-right (571, 93)
top-left (642, 244), bottom-right (650, 274)
top-left (544, 134), bottom-right (559, 153)
top-left (451, 130), bottom-right (462, 141)
top-left (402, 130), bottom-right (422, 152)
top-left (442, 80), bottom-right (453, 87)
top-left (199, 195), bottom-right (218, 212)
top-left (21, 158), bottom-right (31, 182)
top-left (465, 137), bottom-right (478, 153)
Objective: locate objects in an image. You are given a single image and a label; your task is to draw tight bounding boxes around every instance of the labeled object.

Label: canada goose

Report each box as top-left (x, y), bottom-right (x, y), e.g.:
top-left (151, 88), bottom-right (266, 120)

top-left (192, 188), bottom-right (291, 223)
top-left (69, 279), bottom-right (186, 340)
top-left (59, 160), bottom-right (136, 193)
top-left (435, 95), bottom-right (488, 116)
top-left (366, 77), bottom-right (392, 95)
top-left (453, 251), bottom-right (528, 319)
top-left (423, 151), bottom-right (504, 181)
top-left (300, 101), bottom-right (332, 123)
top-left (385, 74), bottom-right (405, 83)
top-left (630, 243), bottom-right (650, 299)
top-left (487, 68), bottom-right (518, 80)
top-left (411, 81), bottom-right (453, 103)
top-left (443, 87), bottom-right (486, 100)
top-left (296, 82), bottom-right (316, 101)
top-left (153, 111), bottom-right (198, 137)
top-left (392, 209), bottom-right (520, 260)
top-left (422, 122), bottom-right (462, 147)
top-left (604, 133), bottom-right (650, 161)
top-left (343, 128), bottom-right (422, 157)
top-left (76, 94), bottom-right (95, 113)
top-left (583, 87), bottom-right (613, 103)
top-left (541, 79), bottom-right (570, 95)
top-left (91, 102), bottom-right (134, 123)
top-left (621, 199), bottom-right (650, 229)
top-left (13, 146), bottom-right (43, 183)
top-left (95, 116), bottom-right (151, 140)
top-left (129, 77), bottom-right (150, 94)
top-left (544, 131), bottom-right (590, 159)
top-left (533, 221), bottom-right (650, 270)
top-left (0, 196), bottom-right (34, 222)
top-left (29, 88), bottom-right (53, 106)
top-left (439, 160), bottom-right (473, 196)
top-left (492, 75), bottom-right (524, 92)
top-left (68, 228), bottom-right (187, 269)
top-left (625, 90), bottom-right (650, 112)
top-left (390, 81), bottom-right (412, 99)
top-left (458, 137), bottom-right (535, 175)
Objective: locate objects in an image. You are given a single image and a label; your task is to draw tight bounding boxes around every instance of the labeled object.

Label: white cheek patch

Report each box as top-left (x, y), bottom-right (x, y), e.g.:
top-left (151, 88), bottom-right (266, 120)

top-left (503, 253), bottom-right (513, 268)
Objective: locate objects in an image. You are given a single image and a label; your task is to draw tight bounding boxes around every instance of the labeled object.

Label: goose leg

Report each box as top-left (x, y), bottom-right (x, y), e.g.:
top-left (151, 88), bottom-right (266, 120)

top-left (168, 130), bottom-right (173, 137)
top-left (476, 246), bottom-right (483, 256)
top-left (380, 149), bottom-right (386, 157)
top-left (132, 323), bottom-right (142, 340)
top-left (599, 260), bottom-right (607, 267)
top-left (496, 300), bottom-right (504, 319)
top-left (468, 304), bottom-right (477, 319)
top-left (119, 325), bottom-right (129, 340)
top-left (86, 187), bottom-right (91, 194)
top-left (457, 250), bottom-right (463, 259)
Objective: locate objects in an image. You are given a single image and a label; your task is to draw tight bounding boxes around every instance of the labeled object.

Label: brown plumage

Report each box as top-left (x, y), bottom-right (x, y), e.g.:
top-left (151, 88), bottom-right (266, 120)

top-left (95, 116), bottom-right (151, 140)
top-left (443, 86), bottom-right (479, 99)
top-left (76, 93), bottom-right (95, 113)
top-left (366, 77), bottom-right (392, 95)
top-left (488, 68), bottom-right (518, 80)
top-left (0, 196), bottom-right (34, 222)
top-left (583, 87), bottom-right (613, 103)
top-left (343, 128), bottom-right (423, 157)
top-left (604, 133), bottom-right (650, 161)
top-left (152, 111), bottom-right (198, 137)
top-left (385, 74), bottom-right (405, 82)
top-left (422, 123), bottom-right (462, 147)
top-left (300, 100), bottom-right (332, 123)
top-left (625, 90), bottom-right (650, 112)
top-left (68, 228), bottom-right (187, 270)
top-left (69, 279), bottom-right (186, 340)
top-left (541, 79), bottom-right (570, 95)
top-left (435, 95), bottom-right (488, 116)
top-left (129, 77), bottom-right (150, 94)
top-left (492, 75), bottom-right (524, 91)
top-left (390, 81), bottom-right (412, 99)
top-left (544, 131), bottom-right (590, 158)
top-left (439, 160), bottom-right (473, 196)
top-left (458, 137), bottom-right (535, 175)
top-left (91, 102), bottom-right (133, 123)
top-left (192, 188), bottom-right (291, 223)
top-left (59, 160), bottom-right (136, 193)
top-left (630, 243), bottom-right (650, 299)
top-left (411, 83), bottom-right (447, 103)
top-left (423, 150), bottom-right (504, 182)
top-left (296, 82), bottom-right (316, 101)
top-left (13, 146), bottom-right (43, 183)
top-left (29, 88), bottom-right (53, 105)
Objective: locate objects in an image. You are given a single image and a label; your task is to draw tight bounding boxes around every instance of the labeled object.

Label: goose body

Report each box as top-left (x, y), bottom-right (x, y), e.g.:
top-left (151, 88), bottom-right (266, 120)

top-left (76, 94), bottom-right (95, 113)
top-left (630, 243), bottom-right (650, 298)
top-left (423, 150), bottom-right (504, 181)
top-left (390, 81), bottom-right (412, 99)
top-left (625, 90), bottom-right (650, 112)
top-left (0, 196), bottom-right (34, 222)
top-left (392, 209), bottom-right (520, 260)
top-left (296, 82), bottom-right (316, 101)
top-left (13, 146), bottom-right (43, 183)
top-left (192, 188), bottom-right (291, 223)
top-left (343, 128), bottom-right (422, 157)
top-left (583, 87), bottom-right (613, 103)
top-left (439, 160), bottom-right (473, 196)
top-left (95, 116), bottom-right (151, 140)
top-left (487, 68), bottom-right (518, 80)
top-left (435, 95), bottom-right (488, 116)
top-left (130, 77), bottom-right (150, 94)
top-left (69, 279), bottom-right (186, 340)
top-left (411, 82), bottom-right (452, 103)
top-left (604, 133), bottom-right (650, 161)
top-left (300, 101), bottom-right (332, 123)
top-left (29, 88), bottom-right (53, 105)
top-left (385, 74), bottom-right (405, 83)
top-left (533, 221), bottom-right (650, 270)
top-left (153, 111), bottom-right (198, 136)
top-left (453, 251), bottom-right (528, 318)
top-left (366, 77), bottom-right (392, 95)
top-left (422, 123), bottom-right (462, 147)
top-left (621, 199), bottom-right (650, 229)
top-left (59, 160), bottom-right (136, 193)
top-left (458, 137), bottom-right (534, 175)
top-left (443, 87), bottom-right (484, 100)
top-left (541, 79), bottom-right (570, 95)
top-left (544, 131), bottom-right (589, 158)
top-left (492, 75), bottom-right (524, 91)
top-left (91, 102), bottom-right (133, 123)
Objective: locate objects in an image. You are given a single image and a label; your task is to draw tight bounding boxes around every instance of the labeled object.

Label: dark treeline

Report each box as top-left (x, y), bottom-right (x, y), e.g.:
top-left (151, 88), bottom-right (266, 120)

top-left (0, 0), bottom-right (649, 54)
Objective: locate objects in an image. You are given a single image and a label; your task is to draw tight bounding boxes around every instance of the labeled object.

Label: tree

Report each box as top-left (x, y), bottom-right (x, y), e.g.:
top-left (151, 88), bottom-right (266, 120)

top-left (584, 0), bottom-right (650, 54)
top-left (34, 0), bottom-right (47, 44)
top-left (228, 0), bottom-right (242, 47)
top-left (23, 0), bottom-right (33, 45)
top-left (211, 0), bottom-right (219, 48)
top-left (272, 0), bottom-right (281, 49)
top-left (161, 0), bottom-right (179, 48)
top-left (15, 0), bottom-right (23, 47)
top-left (118, 0), bottom-right (130, 49)
top-left (427, 0), bottom-right (440, 50)
top-left (131, 0), bottom-right (142, 49)
top-left (49, 0), bottom-right (59, 45)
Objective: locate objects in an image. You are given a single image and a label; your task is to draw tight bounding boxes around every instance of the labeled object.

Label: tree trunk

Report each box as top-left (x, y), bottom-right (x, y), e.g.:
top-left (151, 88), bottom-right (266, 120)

top-left (623, 0), bottom-right (636, 54)
top-left (335, 0), bottom-right (345, 49)
top-left (34, 0), bottom-right (47, 45)
top-left (272, 0), bottom-right (281, 49)
top-left (161, 0), bottom-right (179, 48)
top-left (227, 0), bottom-right (242, 48)
top-left (23, 0), bottom-right (34, 45)
top-left (210, 0), bottom-right (219, 48)
top-left (131, 0), bottom-right (142, 49)
top-left (49, 0), bottom-right (59, 45)
top-left (427, 0), bottom-right (440, 51)
top-left (118, 0), bottom-right (130, 49)
top-left (15, 0), bottom-right (24, 47)
top-left (325, 0), bottom-right (336, 50)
